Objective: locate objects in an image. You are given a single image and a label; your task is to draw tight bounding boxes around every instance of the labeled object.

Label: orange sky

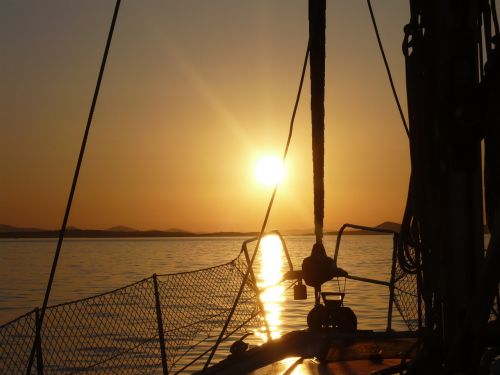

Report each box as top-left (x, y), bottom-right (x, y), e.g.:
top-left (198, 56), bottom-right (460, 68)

top-left (1, 0), bottom-right (413, 232)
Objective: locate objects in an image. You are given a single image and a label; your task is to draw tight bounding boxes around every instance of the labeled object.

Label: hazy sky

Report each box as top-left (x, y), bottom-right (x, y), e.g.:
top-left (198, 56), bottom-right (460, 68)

top-left (1, 0), bottom-right (412, 232)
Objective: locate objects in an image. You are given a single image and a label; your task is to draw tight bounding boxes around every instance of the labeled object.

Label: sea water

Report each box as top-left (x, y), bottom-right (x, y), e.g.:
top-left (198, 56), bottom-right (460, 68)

top-left (0, 235), bottom-right (403, 329)
top-left (0, 235), bottom-right (410, 372)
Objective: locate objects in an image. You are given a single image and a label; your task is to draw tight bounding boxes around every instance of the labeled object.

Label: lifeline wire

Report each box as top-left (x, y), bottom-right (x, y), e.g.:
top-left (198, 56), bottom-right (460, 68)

top-left (26, 1), bottom-right (122, 373)
top-left (367, 0), bottom-right (410, 137)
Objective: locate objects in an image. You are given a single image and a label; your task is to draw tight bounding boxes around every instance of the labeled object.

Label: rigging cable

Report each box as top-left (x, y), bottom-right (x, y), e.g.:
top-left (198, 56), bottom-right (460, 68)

top-left (368, 0), bottom-right (419, 276)
top-left (367, 0), bottom-right (410, 138)
top-left (203, 41), bottom-right (311, 370)
top-left (26, 1), bottom-right (122, 373)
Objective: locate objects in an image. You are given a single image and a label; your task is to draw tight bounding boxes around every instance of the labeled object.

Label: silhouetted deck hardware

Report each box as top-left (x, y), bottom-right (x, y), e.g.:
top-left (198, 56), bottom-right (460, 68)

top-left (307, 292), bottom-right (358, 332)
top-left (282, 223), bottom-right (420, 334)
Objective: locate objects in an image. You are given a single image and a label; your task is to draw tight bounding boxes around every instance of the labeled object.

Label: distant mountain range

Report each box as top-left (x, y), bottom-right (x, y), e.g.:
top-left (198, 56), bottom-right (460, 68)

top-left (0, 222), bottom-right (400, 238)
top-left (0, 221), bottom-right (489, 238)
top-left (106, 225), bottom-right (139, 232)
top-left (0, 224), bottom-right (257, 238)
top-left (0, 224), bottom-right (44, 233)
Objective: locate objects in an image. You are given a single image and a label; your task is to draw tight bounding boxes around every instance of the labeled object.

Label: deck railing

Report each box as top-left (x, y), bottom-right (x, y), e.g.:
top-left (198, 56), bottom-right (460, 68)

top-left (0, 254), bottom-right (263, 374)
top-left (0, 229), bottom-right (423, 374)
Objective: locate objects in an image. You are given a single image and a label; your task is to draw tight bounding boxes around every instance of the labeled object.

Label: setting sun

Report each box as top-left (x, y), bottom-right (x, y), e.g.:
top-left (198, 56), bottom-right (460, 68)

top-left (254, 156), bottom-right (286, 186)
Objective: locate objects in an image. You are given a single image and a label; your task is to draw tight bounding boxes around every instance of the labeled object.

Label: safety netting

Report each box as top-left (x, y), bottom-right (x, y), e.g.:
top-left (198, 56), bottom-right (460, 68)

top-left (0, 254), bottom-right (263, 374)
top-left (490, 285), bottom-right (500, 322)
top-left (392, 239), bottom-right (423, 332)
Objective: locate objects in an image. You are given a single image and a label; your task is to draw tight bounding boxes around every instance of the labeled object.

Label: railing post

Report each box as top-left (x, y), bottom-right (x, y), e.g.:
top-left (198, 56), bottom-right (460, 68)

top-left (152, 274), bottom-right (168, 375)
top-left (242, 244), bottom-right (272, 341)
top-left (34, 308), bottom-right (44, 375)
top-left (242, 244), bottom-right (257, 285)
top-left (386, 234), bottom-right (398, 331)
top-left (273, 231), bottom-right (294, 271)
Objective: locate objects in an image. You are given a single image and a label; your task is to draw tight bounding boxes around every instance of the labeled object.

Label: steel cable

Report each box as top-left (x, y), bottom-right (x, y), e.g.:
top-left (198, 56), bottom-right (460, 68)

top-left (25, 1), bottom-right (122, 373)
top-left (367, 0), bottom-right (410, 137)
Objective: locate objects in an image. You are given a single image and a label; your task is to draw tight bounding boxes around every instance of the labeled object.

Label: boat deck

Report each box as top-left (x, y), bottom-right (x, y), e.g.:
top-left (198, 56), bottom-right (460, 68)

top-left (253, 357), bottom-right (403, 375)
top-left (200, 330), bottom-right (418, 375)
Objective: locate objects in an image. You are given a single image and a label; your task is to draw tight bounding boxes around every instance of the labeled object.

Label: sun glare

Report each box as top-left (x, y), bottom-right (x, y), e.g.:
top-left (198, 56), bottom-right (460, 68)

top-left (256, 235), bottom-right (284, 342)
top-left (255, 156), bottom-right (286, 186)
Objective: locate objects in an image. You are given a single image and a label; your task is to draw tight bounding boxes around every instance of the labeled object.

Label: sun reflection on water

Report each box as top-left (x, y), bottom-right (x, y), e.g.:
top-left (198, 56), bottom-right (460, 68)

top-left (256, 235), bottom-right (285, 342)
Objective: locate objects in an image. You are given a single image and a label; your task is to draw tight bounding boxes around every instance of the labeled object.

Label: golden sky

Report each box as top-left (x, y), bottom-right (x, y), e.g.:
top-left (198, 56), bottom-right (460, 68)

top-left (1, 0), bottom-right (412, 232)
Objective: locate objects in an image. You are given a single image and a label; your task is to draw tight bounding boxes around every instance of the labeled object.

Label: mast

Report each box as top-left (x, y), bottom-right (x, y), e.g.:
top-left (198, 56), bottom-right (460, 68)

top-left (404, 0), bottom-right (486, 371)
top-left (302, 0), bottom-right (337, 303)
top-left (429, 0), bottom-right (484, 352)
top-left (309, 0), bottom-right (326, 246)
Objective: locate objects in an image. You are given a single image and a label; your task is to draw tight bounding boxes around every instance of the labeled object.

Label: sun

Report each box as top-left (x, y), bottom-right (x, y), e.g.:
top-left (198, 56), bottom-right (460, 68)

top-left (255, 156), bottom-right (286, 186)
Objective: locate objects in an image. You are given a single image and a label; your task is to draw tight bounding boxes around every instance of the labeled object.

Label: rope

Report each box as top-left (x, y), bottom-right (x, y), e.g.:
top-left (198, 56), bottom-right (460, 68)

top-left (492, 0), bottom-right (500, 35)
top-left (203, 39), bottom-right (311, 371)
top-left (366, 0), bottom-right (410, 138)
top-left (26, 1), bottom-right (122, 373)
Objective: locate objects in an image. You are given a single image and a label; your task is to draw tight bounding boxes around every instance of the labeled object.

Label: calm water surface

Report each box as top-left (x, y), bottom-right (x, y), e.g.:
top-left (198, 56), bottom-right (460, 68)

top-left (0, 235), bottom-right (404, 332)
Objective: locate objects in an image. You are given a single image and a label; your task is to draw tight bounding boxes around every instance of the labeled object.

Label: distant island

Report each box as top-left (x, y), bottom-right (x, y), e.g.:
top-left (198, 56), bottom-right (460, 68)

top-left (0, 224), bottom-right (258, 238)
top-left (0, 222), bottom-right (409, 238)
